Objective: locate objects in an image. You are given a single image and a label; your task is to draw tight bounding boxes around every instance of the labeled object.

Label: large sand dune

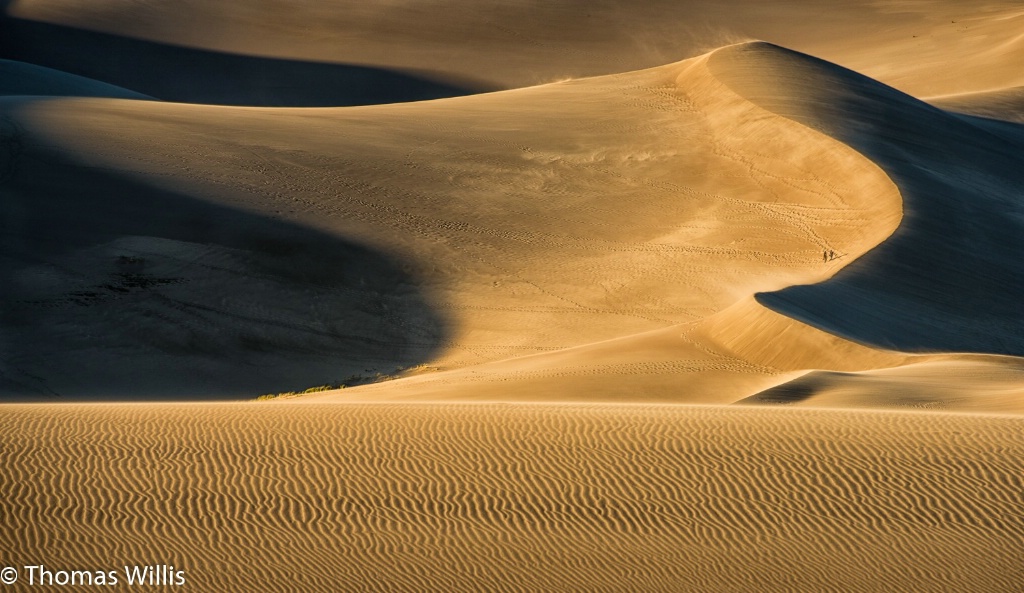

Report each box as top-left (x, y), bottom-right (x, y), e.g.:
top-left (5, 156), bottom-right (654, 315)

top-left (4, 42), bottom-right (906, 398)
top-left (2, 1), bottom-right (1024, 590)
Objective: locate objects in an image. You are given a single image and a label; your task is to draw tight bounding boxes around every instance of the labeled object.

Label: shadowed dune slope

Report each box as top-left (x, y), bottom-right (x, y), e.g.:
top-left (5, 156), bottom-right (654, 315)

top-left (2, 403), bottom-right (1023, 592)
top-left (0, 112), bottom-right (450, 399)
top-left (0, 17), bottom-right (490, 106)
top-left (0, 59), bottom-right (150, 99)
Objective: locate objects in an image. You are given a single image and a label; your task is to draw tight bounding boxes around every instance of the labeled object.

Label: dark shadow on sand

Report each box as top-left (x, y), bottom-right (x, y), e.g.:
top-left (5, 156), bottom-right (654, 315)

top-left (0, 109), bottom-right (451, 400)
top-left (0, 15), bottom-right (493, 106)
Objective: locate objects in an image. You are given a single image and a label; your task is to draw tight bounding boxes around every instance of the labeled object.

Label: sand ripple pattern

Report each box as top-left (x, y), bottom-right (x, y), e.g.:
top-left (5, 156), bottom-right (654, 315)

top-left (2, 403), bottom-right (1023, 592)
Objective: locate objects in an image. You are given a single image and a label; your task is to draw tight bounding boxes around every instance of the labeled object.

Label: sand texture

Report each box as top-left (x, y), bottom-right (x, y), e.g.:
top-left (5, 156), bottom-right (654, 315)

top-left (2, 1), bottom-right (1024, 590)
top-left (3, 403), bottom-right (1024, 592)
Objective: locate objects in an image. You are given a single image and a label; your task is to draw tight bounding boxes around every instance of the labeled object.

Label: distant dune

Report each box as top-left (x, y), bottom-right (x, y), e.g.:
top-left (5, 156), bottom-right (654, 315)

top-left (2, 2), bottom-right (1023, 591)
top-left (6, 0), bottom-right (1024, 96)
top-left (0, 17), bottom-right (490, 107)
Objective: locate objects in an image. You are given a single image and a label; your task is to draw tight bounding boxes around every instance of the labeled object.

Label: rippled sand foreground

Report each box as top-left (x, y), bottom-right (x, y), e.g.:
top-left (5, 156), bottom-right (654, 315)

top-left (3, 403), bottom-right (1022, 591)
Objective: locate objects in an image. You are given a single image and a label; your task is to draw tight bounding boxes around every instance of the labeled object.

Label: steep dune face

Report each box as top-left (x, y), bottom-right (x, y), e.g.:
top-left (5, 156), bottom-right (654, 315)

top-left (1, 47), bottom-right (900, 398)
top-left (708, 42), bottom-right (1024, 356)
top-left (3, 403), bottom-right (1023, 592)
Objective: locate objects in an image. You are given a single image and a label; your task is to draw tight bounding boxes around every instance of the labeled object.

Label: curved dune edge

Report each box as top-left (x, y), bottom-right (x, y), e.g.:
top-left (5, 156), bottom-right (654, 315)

top-left (299, 47), bottom-right (916, 406)
top-left (700, 42), bottom-right (1024, 411)
top-left (307, 44), bottom-right (1024, 413)
top-left (2, 402), bottom-right (1023, 592)
top-left (0, 59), bottom-right (152, 99)
top-left (2, 44), bottom-right (899, 398)
top-left (4, 41), bottom-right (1022, 409)
top-left (709, 42), bottom-right (1024, 357)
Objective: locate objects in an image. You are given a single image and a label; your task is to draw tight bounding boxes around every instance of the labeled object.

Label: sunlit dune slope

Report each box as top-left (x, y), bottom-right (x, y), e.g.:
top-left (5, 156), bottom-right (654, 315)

top-left (1, 45), bottom-right (901, 398)
top-left (2, 28), bottom-right (1022, 407)
top-left (311, 43), bottom-right (1024, 412)
top-left (2, 403), bottom-right (1023, 592)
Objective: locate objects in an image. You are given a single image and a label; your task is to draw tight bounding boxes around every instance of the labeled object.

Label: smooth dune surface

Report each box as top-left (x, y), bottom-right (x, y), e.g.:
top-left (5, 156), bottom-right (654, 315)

top-left (0, 59), bottom-right (150, 99)
top-left (7, 0), bottom-right (1024, 96)
top-left (3, 403), bottom-right (1024, 592)
top-left (745, 356), bottom-right (1024, 413)
top-left (3, 1), bottom-right (1024, 591)
top-left (929, 86), bottom-right (1024, 123)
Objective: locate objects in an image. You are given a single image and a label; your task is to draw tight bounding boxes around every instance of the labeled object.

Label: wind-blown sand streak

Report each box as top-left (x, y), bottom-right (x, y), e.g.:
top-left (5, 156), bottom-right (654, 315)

top-left (2, 403), bottom-right (1023, 592)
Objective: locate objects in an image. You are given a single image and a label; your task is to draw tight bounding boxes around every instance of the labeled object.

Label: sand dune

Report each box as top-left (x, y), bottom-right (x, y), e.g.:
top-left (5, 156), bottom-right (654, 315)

top-left (0, 17), bottom-right (487, 107)
top-left (4, 37), bottom-right (1023, 408)
top-left (3, 3), bottom-right (1024, 591)
top-left (2, 43), bottom-right (904, 398)
top-left (710, 42), bottom-right (1024, 357)
top-left (306, 43), bottom-right (1024, 411)
top-left (3, 403), bottom-right (1023, 592)
top-left (746, 357), bottom-right (1024, 413)
top-left (7, 0), bottom-right (1024, 97)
